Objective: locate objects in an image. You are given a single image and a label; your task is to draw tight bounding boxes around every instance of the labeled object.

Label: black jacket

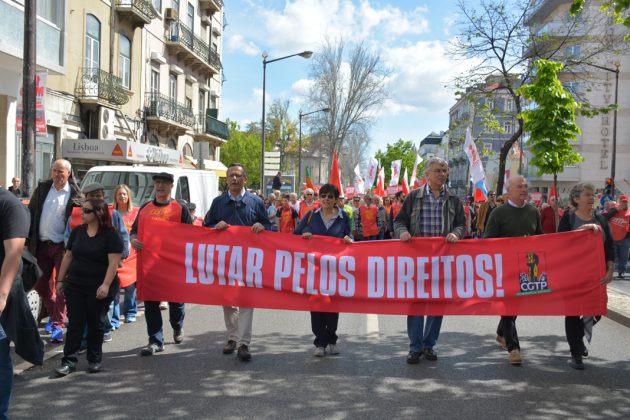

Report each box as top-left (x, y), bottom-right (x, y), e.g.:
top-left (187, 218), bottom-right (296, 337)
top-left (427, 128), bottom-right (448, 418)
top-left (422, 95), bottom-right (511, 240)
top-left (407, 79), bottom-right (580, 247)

top-left (0, 275), bottom-right (44, 365)
top-left (558, 211), bottom-right (614, 264)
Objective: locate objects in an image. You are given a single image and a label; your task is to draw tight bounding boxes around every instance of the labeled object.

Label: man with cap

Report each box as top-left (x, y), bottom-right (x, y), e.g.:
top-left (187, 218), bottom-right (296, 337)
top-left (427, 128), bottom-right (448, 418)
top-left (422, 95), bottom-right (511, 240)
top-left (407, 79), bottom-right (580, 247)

top-left (64, 182), bottom-right (129, 343)
top-left (130, 172), bottom-right (192, 356)
top-left (605, 195), bottom-right (630, 279)
top-left (186, 202), bottom-right (203, 226)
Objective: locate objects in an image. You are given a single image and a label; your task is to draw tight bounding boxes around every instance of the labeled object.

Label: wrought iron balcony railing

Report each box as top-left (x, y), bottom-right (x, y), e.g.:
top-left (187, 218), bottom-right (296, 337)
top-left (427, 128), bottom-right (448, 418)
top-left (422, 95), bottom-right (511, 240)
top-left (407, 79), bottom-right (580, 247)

top-left (168, 20), bottom-right (222, 72)
top-left (116, 0), bottom-right (158, 22)
top-left (196, 112), bottom-right (229, 140)
top-left (76, 68), bottom-right (131, 106)
top-left (145, 93), bottom-right (196, 128)
top-left (200, 0), bottom-right (224, 11)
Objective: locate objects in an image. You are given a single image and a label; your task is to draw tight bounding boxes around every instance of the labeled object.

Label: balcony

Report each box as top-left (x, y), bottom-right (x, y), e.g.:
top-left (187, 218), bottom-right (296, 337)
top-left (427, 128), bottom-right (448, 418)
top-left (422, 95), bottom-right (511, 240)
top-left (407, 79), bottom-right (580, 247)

top-left (526, 0), bottom-right (572, 25)
top-left (193, 110), bottom-right (229, 144)
top-left (144, 93), bottom-right (196, 136)
top-left (76, 68), bottom-right (131, 106)
top-left (199, 0), bottom-right (223, 14)
top-left (115, 0), bottom-right (157, 27)
top-left (165, 20), bottom-right (222, 76)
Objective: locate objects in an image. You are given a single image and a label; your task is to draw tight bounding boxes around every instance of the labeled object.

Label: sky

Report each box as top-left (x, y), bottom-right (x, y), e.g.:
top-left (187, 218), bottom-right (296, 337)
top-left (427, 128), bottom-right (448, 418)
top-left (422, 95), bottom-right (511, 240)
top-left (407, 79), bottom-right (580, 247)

top-left (220, 0), bottom-right (475, 156)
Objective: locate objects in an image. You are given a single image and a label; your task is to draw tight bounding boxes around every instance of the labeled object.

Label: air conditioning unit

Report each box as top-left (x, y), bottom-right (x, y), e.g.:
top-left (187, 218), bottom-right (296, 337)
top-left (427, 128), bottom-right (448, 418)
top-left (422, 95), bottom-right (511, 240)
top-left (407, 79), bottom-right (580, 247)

top-left (98, 107), bottom-right (116, 140)
top-left (165, 7), bottom-right (178, 20)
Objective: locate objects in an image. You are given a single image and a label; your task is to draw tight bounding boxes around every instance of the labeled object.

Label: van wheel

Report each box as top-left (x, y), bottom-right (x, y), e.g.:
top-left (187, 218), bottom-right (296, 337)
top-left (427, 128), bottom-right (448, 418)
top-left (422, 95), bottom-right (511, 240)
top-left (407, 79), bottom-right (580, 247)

top-left (26, 289), bottom-right (42, 322)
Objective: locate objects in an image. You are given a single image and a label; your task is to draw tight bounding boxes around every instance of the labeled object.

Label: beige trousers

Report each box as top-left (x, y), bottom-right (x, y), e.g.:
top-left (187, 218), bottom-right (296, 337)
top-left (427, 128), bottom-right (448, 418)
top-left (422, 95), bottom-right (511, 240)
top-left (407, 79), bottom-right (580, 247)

top-left (223, 306), bottom-right (254, 346)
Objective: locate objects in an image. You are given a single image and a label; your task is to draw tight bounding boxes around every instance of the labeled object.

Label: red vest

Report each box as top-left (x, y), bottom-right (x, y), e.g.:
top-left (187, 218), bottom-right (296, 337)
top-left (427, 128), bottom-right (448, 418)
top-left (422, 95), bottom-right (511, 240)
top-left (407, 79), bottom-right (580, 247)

top-left (138, 200), bottom-right (183, 225)
top-left (299, 201), bottom-right (319, 220)
top-left (279, 206), bottom-right (296, 233)
top-left (609, 208), bottom-right (630, 241)
top-left (360, 205), bottom-right (379, 237)
top-left (391, 202), bottom-right (402, 220)
top-left (120, 208), bottom-right (139, 233)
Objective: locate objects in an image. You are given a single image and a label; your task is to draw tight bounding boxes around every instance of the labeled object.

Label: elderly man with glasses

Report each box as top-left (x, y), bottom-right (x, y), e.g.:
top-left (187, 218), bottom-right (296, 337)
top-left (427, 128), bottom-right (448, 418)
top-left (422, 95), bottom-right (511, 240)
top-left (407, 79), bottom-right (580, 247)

top-left (299, 188), bottom-right (319, 220)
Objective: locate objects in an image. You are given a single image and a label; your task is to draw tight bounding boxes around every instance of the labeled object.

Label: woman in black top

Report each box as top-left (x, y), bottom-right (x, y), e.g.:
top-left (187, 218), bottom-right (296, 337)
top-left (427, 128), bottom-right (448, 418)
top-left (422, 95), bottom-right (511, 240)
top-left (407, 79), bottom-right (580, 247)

top-left (54, 199), bottom-right (123, 376)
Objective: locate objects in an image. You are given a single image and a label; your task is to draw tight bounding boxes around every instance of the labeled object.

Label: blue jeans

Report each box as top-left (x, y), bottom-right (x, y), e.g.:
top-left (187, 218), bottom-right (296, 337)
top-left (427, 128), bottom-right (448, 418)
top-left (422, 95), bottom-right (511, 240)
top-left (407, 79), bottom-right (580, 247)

top-left (144, 301), bottom-right (185, 347)
top-left (614, 237), bottom-right (630, 275)
top-left (103, 285), bottom-right (120, 333)
top-left (407, 315), bottom-right (443, 352)
top-left (123, 284), bottom-right (137, 319)
top-left (0, 321), bottom-right (12, 420)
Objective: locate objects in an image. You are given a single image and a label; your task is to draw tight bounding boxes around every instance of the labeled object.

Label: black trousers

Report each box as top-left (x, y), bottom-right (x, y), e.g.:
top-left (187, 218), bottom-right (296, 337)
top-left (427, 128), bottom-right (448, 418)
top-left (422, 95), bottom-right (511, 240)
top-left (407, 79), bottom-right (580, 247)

top-left (63, 283), bottom-right (112, 365)
top-left (497, 316), bottom-right (519, 351)
top-left (311, 311), bottom-right (339, 347)
top-left (565, 316), bottom-right (584, 357)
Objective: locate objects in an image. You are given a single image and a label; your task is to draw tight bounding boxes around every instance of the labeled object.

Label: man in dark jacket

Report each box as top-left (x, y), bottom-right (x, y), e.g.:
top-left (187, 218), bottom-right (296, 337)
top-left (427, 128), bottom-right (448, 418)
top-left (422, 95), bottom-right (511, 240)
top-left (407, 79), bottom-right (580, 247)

top-left (27, 159), bottom-right (80, 343)
top-left (394, 157), bottom-right (466, 364)
top-left (0, 186), bottom-right (30, 418)
top-left (204, 163), bottom-right (271, 362)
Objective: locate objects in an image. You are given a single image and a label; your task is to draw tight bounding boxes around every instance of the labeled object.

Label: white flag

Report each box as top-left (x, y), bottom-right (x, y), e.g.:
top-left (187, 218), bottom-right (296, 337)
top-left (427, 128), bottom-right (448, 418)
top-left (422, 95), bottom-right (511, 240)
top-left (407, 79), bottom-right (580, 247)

top-left (410, 154), bottom-right (423, 188)
top-left (364, 157), bottom-right (378, 189)
top-left (464, 127), bottom-right (488, 197)
top-left (354, 164), bottom-right (365, 194)
top-left (390, 160), bottom-right (402, 186)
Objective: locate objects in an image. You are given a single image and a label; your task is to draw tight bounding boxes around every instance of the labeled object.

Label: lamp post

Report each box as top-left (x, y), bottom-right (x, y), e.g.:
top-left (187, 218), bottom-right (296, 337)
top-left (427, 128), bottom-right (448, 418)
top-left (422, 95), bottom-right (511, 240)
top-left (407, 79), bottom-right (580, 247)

top-left (260, 50), bottom-right (313, 193)
top-left (569, 60), bottom-right (620, 198)
top-left (298, 107), bottom-right (330, 192)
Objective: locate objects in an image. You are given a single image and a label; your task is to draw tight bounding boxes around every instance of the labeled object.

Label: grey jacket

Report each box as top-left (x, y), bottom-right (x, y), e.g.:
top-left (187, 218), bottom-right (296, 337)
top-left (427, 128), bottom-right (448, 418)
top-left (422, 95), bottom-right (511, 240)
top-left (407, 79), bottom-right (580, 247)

top-left (393, 185), bottom-right (466, 239)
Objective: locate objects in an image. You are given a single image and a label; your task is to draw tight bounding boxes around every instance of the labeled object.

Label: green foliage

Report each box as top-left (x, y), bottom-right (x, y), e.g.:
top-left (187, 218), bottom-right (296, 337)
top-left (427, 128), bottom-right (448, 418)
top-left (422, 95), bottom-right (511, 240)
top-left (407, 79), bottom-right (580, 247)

top-left (220, 120), bottom-right (263, 188)
top-left (517, 59), bottom-right (583, 176)
top-left (572, 0), bottom-right (630, 31)
top-left (374, 139), bottom-right (422, 185)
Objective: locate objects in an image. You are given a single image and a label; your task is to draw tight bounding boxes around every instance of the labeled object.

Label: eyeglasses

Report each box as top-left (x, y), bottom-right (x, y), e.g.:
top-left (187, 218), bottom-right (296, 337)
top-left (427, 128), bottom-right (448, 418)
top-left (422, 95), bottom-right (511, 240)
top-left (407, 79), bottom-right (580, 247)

top-left (320, 194), bottom-right (336, 199)
top-left (489, 193), bottom-right (496, 196)
top-left (306, 193), bottom-right (313, 196)
top-left (81, 207), bottom-right (95, 215)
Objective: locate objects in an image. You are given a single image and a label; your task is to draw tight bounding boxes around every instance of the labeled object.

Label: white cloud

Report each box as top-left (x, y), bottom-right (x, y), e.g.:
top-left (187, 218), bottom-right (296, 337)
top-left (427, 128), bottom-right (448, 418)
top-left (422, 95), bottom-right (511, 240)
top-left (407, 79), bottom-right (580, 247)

top-left (226, 34), bottom-right (260, 56)
top-left (291, 78), bottom-right (315, 96)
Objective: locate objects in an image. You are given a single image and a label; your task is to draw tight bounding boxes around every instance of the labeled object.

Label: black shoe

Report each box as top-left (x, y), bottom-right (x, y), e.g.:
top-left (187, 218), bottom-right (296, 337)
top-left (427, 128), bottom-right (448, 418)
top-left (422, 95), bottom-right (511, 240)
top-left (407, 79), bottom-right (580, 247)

top-left (569, 355), bottom-right (585, 370)
top-left (173, 328), bottom-right (184, 344)
top-left (87, 363), bottom-right (102, 373)
top-left (406, 351), bottom-right (421, 364)
top-left (55, 363), bottom-right (76, 377)
top-left (422, 348), bottom-right (438, 361)
top-left (223, 340), bottom-right (237, 354)
top-left (140, 343), bottom-right (164, 356)
top-left (237, 345), bottom-right (252, 361)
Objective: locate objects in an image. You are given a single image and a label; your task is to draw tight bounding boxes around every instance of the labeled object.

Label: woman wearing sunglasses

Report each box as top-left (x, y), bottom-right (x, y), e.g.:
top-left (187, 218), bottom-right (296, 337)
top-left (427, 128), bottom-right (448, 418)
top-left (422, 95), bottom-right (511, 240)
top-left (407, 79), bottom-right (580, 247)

top-left (294, 183), bottom-right (353, 357)
top-left (54, 199), bottom-right (123, 376)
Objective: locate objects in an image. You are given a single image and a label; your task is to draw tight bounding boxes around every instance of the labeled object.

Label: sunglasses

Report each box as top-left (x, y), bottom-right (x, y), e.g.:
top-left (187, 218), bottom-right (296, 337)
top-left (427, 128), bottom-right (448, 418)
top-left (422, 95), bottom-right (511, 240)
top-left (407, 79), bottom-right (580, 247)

top-left (81, 207), bottom-right (95, 215)
top-left (306, 193), bottom-right (313, 196)
top-left (320, 194), bottom-right (336, 199)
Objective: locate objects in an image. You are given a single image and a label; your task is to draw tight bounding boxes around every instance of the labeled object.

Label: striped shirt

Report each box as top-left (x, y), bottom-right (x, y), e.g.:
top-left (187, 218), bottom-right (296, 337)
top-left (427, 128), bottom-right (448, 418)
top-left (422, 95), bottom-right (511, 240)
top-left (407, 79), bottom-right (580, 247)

top-left (419, 183), bottom-right (445, 237)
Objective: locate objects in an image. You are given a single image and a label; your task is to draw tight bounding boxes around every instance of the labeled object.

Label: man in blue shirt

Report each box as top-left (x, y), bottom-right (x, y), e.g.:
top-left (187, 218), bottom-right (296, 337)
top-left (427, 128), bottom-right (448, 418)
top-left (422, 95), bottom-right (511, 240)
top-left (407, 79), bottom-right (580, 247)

top-left (204, 163), bottom-right (271, 361)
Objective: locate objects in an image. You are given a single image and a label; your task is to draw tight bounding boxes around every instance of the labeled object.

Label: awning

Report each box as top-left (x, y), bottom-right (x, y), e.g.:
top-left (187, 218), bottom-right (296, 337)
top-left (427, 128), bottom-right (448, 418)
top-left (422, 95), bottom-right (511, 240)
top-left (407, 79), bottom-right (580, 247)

top-left (184, 156), bottom-right (227, 177)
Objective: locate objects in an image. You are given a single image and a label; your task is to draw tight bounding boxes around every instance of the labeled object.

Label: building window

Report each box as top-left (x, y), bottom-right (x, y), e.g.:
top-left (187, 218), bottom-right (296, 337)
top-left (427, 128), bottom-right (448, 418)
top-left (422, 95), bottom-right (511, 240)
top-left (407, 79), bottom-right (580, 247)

top-left (187, 2), bottom-right (194, 32)
top-left (198, 91), bottom-right (206, 116)
top-left (504, 98), bottom-right (514, 112)
top-left (169, 73), bottom-right (177, 101)
top-left (85, 14), bottom-right (100, 69)
top-left (172, 0), bottom-right (179, 13)
top-left (503, 120), bottom-right (514, 134)
top-left (485, 97), bottom-right (494, 110)
top-left (37, 0), bottom-right (62, 27)
top-left (149, 134), bottom-right (159, 145)
top-left (564, 44), bottom-right (581, 59)
top-left (152, 0), bottom-right (162, 13)
top-left (119, 35), bottom-right (131, 89)
top-left (150, 65), bottom-right (160, 95)
top-left (183, 143), bottom-right (193, 157)
top-left (185, 80), bottom-right (193, 110)
top-left (168, 138), bottom-right (177, 149)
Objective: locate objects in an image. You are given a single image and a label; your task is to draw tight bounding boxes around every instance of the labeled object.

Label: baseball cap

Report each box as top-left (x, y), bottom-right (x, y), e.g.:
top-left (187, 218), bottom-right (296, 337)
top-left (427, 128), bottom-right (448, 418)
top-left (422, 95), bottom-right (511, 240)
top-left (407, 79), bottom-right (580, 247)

top-left (620, 195), bottom-right (629, 201)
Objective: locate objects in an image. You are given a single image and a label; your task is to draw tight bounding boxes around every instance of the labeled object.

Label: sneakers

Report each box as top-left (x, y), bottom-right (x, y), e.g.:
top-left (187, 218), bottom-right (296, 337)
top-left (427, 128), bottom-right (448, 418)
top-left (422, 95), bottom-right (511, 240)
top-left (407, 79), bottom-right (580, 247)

top-left (509, 349), bottom-right (522, 365)
top-left (51, 327), bottom-right (64, 343)
top-left (569, 355), bottom-right (585, 370)
top-left (124, 316), bottom-right (136, 323)
top-left (103, 332), bottom-right (113, 342)
top-left (140, 343), bottom-right (164, 356)
top-left (54, 363), bottom-right (76, 377)
top-left (222, 340), bottom-right (237, 354)
top-left (314, 347), bottom-right (326, 357)
top-left (173, 328), bottom-right (184, 344)
top-left (496, 335), bottom-right (507, 351)
top-left (237, 345), bottom-right (252, 361)
top-left (44, 318), bottom-right (54, 334)
top-left (406, 351), bottom-right (421, 364)
top-left (159, 302), bottom-right (168, 310)
top-left (328, 344), bottom-right (340, 355)
top-left (422, 348), bottom-right (438, 361)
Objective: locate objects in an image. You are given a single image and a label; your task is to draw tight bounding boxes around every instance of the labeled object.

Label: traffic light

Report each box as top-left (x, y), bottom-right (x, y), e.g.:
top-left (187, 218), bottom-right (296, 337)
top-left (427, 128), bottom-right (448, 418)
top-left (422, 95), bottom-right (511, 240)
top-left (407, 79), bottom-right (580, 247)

top-left (604, 178), bottom-right (614, 196)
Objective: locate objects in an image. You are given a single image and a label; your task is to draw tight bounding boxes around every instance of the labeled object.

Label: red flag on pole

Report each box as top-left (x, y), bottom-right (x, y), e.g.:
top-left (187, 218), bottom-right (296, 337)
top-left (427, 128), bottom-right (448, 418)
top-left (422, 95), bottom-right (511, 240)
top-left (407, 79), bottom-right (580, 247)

top-left (330, 150), bottom-right (344, 197)
top-left (548, 183), bottom-right (556, 205)
top-left (401, 168), bottom-right (410, 195)
top-left (375, 166), bottom-right (385, 197)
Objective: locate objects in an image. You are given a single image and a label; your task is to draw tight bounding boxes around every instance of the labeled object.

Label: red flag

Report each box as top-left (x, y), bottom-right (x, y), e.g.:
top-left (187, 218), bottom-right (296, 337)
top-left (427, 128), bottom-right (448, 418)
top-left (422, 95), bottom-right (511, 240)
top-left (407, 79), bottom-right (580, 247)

top-left (329, 150), bottom-right (344, 197)
top-left (474, 187), bottom-right (486, 202)
top-left (375, 166), bottom-right (385, 197)
top-left (401, 168), bottom-right (410, 195)
top-left (548, 183), bottom-right (556, 205)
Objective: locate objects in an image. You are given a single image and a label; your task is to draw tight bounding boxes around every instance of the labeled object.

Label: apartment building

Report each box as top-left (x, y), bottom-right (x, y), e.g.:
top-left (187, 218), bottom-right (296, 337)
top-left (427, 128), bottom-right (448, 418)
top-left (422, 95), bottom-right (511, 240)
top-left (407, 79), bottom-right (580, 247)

top-left (0, 0), bottom-right (227, 186)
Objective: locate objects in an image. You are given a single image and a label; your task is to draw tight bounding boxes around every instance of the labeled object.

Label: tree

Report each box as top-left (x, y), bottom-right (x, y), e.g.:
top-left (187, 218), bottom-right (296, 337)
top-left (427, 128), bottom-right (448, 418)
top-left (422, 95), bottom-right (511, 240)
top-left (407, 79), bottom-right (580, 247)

top-left (572, 0), bottom-right (630, 30)
top-left (220, 120), bottom-right (263, 189)
top-left (518, 59), bottom-right (583, 228)
top-left (374, 140), bottom-right (422, 187)
top-left (308, 40), bottom-right (387, 162)
top-left (265, 99), bottom-right (297, 171)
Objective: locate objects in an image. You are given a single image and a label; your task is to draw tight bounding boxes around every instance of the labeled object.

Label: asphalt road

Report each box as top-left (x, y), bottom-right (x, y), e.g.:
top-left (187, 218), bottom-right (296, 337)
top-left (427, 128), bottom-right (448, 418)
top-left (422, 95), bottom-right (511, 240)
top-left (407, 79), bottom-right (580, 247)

top-left (9, 305), bottom-right (630, 419)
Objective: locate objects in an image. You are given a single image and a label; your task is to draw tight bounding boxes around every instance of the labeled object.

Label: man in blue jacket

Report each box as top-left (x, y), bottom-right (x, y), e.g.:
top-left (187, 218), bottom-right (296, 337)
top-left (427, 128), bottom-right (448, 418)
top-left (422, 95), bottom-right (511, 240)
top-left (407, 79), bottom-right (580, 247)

top-left (204, 163), bottom-right (271, 361)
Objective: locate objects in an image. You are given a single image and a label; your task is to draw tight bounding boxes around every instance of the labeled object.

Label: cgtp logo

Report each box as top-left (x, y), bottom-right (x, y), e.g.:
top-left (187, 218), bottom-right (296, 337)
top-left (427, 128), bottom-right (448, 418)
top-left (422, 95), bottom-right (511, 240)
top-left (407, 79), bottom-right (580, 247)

top-left (517, 252), bottom-right (552, 296)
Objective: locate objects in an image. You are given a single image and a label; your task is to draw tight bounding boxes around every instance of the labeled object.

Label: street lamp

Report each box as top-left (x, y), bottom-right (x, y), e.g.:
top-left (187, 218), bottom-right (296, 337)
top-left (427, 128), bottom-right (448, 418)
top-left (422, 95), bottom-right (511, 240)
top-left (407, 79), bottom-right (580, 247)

top-left (569, 60), bottom-right (620, 198)
top-left (298, 107), bottom-right (330, 192)
top-left (260, 50), bottom-right (313, 192)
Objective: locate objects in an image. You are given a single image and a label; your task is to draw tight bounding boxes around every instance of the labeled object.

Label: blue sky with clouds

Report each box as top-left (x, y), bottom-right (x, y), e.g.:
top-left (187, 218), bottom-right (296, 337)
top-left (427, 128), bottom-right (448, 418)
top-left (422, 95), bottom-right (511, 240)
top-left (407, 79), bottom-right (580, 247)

top-left (220, 0), bottom-right (474, 155)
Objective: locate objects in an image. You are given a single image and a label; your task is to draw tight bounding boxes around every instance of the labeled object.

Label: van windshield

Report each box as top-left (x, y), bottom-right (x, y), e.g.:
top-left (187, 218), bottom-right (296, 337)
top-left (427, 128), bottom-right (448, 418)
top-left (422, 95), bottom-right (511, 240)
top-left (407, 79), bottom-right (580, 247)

top-left (81, 171), bottom-right (156, 206)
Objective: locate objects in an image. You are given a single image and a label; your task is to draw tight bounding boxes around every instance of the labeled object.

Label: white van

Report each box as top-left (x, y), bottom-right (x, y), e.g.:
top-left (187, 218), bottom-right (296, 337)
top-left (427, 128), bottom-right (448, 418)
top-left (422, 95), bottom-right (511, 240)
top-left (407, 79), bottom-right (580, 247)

top-left (81, 165), bottom-right (219, 216)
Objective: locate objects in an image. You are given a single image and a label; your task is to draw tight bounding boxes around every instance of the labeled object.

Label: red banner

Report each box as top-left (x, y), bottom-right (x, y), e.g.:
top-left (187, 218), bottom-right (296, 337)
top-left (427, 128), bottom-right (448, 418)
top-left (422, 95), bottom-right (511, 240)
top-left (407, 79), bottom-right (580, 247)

top-left (137, 220), bottom-right (607, 316)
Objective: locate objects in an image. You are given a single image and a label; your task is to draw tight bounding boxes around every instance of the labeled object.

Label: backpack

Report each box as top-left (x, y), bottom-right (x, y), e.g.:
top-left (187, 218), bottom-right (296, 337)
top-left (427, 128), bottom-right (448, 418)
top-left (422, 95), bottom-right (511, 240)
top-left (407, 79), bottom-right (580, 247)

top-left (21, 248), bottom-right (43, 292)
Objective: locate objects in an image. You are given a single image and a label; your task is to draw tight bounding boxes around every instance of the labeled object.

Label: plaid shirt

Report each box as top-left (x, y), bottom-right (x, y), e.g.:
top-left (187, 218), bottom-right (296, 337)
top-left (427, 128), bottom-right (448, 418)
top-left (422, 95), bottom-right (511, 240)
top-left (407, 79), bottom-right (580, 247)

top-left (419, 183), bottom-right (445, 237)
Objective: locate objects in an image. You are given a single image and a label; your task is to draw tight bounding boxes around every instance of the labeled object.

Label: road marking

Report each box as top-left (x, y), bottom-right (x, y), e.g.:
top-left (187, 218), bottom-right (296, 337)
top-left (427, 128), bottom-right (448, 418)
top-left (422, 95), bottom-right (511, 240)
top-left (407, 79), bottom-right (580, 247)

top-left (366, 313), bottom-right (379, 341)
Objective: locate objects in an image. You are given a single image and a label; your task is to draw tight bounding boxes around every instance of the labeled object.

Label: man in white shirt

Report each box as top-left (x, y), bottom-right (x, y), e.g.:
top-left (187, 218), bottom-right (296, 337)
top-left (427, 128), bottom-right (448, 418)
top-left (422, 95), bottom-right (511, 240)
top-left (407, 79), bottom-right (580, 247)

top-left (27, 159), bottom-right (80, 343)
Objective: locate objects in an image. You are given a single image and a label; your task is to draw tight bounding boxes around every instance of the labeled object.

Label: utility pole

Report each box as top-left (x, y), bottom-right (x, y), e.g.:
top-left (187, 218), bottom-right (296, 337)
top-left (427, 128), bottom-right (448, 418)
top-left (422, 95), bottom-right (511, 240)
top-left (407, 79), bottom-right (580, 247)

top-left (21, 0), bottom-right (36, 197)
